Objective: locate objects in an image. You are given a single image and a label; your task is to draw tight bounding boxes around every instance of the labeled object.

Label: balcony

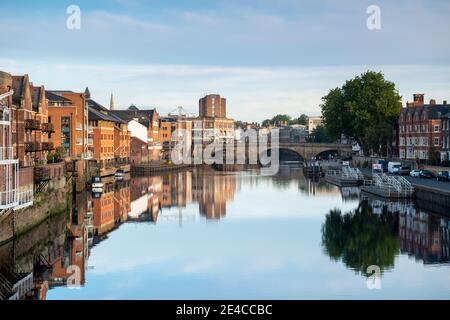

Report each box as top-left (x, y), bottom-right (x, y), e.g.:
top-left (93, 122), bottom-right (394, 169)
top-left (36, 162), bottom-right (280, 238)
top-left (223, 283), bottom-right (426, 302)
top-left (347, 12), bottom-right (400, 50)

top-left (25, 142), bottom-right (42, 153)
top-left (0, 107), bottom-right (11, 124)
top-left (41, 142), bottom-right (55, 151)
top-left (41, 123), bottom-right (55, 133)
top-left (25, 119), bottom-right (41, 131)
top-left (34, 166), bottom-right (50, 182)
top-left (15, 188), bottom-right (33, 210)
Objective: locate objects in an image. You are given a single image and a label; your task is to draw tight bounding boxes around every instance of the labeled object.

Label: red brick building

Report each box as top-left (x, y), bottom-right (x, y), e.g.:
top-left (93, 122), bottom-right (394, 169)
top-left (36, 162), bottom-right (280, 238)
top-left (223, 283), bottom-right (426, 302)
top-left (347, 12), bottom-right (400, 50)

top-left (398, 94), bottom-right (450, 162)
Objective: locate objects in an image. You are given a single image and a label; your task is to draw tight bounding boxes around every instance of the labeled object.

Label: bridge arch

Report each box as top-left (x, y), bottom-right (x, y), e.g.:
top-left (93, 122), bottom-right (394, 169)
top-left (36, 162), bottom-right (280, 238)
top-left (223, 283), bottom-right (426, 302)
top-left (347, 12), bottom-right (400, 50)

top-left (266, 147), bottom-right (305, 163)
top-left (274, 143), bottom-right (352, 162)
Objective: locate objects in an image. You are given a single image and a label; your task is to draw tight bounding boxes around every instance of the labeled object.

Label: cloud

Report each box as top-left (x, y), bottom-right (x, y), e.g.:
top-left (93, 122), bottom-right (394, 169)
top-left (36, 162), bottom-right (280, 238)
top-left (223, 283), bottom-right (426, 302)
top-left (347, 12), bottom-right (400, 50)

top-left (1, 58), bottom-right (450, 122)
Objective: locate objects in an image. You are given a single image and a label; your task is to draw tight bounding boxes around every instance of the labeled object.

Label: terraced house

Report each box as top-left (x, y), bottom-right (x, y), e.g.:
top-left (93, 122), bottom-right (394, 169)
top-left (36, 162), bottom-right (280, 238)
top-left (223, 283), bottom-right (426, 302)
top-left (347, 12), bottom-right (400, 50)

top-left (441, 112), bottom-right (450, 163)
top-left (86, 91), bottom-right (131, 171)
top-left (46, 90), bottom-right (89, 159)
top-left (398, 94), bottom-right (450, 163)
top-left (111, 105), bottom-right (162, 161)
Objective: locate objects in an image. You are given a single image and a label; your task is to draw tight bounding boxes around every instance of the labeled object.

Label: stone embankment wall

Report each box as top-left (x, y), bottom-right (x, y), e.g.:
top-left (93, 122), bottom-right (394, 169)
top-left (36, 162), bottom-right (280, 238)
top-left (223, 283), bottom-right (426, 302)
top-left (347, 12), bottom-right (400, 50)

top-left (0, 185), bottom-right (70, 245)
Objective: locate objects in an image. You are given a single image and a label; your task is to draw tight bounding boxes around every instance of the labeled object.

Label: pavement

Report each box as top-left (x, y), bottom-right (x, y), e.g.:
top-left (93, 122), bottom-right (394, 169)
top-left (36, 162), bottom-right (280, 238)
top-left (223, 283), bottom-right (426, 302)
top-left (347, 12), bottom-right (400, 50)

top-left (358, 167), bottom-right (450, 192)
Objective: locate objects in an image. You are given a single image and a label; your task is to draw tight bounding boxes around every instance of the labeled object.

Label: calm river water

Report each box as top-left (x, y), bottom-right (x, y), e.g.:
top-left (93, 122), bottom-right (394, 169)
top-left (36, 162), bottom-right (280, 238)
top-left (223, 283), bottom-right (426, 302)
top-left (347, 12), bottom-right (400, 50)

top-left (1, 165), bottom-right (449, 299)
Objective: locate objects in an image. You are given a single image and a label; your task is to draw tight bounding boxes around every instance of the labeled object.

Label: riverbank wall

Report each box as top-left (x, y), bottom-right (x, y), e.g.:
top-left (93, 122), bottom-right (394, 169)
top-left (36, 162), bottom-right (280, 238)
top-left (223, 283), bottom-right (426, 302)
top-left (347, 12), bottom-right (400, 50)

top-left (0, 184), bottom-right (71, 246)
top-left (131, 163), bottom-right (194, 175)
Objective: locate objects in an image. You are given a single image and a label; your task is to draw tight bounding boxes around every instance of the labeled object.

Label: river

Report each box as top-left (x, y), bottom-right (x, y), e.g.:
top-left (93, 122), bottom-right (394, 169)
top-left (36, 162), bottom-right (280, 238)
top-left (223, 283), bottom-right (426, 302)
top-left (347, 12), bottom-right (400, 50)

top-left (1, 165), bottom-right (449, 299)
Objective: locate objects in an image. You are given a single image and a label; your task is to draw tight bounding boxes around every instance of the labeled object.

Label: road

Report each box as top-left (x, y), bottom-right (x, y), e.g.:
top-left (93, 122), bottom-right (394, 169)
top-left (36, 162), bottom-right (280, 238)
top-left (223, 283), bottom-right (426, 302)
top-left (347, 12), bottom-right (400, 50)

top-left (358, 167), bottom-right (450, 192)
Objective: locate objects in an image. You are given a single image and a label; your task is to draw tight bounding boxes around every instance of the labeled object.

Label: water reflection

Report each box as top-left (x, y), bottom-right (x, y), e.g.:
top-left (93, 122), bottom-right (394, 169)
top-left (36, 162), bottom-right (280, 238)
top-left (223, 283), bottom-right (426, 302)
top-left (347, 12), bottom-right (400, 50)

top-left (322, 198), bottom-right (450, 277)
top-left (321, 200), bottom-right (400, 275)
top-left (0, 167), bottom-right (449, 299)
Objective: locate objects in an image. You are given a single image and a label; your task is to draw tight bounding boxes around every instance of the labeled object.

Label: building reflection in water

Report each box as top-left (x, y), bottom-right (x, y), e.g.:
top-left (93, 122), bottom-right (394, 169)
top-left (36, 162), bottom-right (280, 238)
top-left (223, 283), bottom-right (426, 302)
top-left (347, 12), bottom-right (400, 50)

top-left (1, 168), bottom-right (450, 299)
top-left (322, 197), bottom-right (450, 278)
top-left (398, 202), bottom-right (450, 265)
top-left (129, 170), bottom-right (237, 222)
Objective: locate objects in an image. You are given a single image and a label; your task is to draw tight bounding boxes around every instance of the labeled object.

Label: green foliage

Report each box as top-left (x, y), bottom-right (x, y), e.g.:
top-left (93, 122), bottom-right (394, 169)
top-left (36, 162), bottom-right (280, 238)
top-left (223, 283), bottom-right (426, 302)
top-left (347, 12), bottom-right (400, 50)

top-left (320, 71), bottom-right (402, 156)
top-left (47, 147), bottom-right (65, 163)
top-left (235, 120), bottom-right (244, 129)
top-left (291, 114), bottom-right (308, 126)
top-left (262, 114), bottom-right (309, 127)
top-left (306, 125), bottom-right (333, 143)
top-left (321, 201), bottom-right (399, 276)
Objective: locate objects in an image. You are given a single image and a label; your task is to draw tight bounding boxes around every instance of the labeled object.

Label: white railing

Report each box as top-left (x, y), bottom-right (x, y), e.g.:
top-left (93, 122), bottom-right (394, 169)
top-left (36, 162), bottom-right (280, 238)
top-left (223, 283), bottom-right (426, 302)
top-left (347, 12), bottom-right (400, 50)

top-left (372, 173), bottom-right (414, 197)
top-left (0, 190), bottom-right (18, 210)
top-left (0, 147), bottom-right (14, 162)
top-left (15, 188), bottom-right (33, 210)
top-left (0, 189), bottom-right (17, 210)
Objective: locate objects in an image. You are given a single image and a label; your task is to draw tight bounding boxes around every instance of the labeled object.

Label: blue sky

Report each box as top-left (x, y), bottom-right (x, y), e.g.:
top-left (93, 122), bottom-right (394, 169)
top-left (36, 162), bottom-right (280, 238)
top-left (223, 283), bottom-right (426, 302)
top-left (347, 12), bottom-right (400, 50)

top-left (1, 0), bottom-right (450, 121)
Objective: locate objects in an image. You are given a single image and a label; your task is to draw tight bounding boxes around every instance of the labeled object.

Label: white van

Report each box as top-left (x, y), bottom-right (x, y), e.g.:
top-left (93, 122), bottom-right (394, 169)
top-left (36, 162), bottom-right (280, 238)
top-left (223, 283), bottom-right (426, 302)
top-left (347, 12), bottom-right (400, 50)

top-left (388, 162), bottom-right (402, 174)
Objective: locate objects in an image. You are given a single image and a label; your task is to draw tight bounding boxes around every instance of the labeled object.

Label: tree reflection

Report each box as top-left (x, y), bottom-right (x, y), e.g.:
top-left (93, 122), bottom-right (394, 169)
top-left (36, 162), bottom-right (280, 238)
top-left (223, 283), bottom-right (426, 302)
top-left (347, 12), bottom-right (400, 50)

top-left (321, 201), bottom-right (399, 276)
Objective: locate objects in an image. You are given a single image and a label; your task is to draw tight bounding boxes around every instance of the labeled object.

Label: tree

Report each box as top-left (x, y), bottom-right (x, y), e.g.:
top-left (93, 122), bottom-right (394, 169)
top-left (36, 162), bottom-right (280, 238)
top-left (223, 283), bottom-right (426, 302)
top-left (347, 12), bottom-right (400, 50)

top-left (297, 114), bottom-right (308, 125)
top-left (290, 114), bottom-right (308, 125)
top-left (321, 201), bottom-right (399, 276)
top-left (235, 120), bottom-right (244, 129)
top-left (320, 71), bottom-right (402, 156)
top-left (307, 125), bottom-right (333, 143)
top-left (262, 114), bottom-right (292, 127)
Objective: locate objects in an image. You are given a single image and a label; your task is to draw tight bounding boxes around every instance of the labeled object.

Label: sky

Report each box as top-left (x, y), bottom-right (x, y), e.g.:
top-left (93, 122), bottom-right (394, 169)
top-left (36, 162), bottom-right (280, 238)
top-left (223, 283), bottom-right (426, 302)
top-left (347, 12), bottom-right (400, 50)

top-left (1, 0), bottom-right (450, 122)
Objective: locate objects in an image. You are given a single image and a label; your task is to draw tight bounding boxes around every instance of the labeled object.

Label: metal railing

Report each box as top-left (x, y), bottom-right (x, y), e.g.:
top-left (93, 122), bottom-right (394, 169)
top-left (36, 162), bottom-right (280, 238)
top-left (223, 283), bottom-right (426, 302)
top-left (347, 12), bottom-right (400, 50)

top-left (24, 119), bottom-right (41, 131)
top-left (25, 142), bottom-right (42, 152)
top-left (0, 147), bottom-right (14, 162)
top-left (41, 123), bottom-right (55, 133)
top-left (372, 173), bottom-right (414, 197)
top-left (41, 142), bottom-right (54, 151)
top-left (0, 190), bottom-right (18, 210)
top-left (15, 188), bottom-right (33, 210)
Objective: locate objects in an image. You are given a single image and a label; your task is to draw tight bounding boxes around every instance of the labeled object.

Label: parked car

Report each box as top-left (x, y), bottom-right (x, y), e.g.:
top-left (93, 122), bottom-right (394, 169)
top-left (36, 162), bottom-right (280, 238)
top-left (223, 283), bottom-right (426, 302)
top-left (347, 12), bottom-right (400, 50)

top-left (410, 169), bottom-right (421, 177)
top-left (436, 171), bottom-right (450, 182)
top-left (419, 170), bottom-right (434, 179)
top-left (398, 167), bottom-right (411, 176)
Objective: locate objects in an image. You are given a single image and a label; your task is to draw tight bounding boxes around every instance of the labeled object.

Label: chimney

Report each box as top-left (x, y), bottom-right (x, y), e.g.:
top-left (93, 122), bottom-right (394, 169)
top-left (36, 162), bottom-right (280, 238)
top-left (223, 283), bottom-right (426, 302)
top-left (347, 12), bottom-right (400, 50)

top-left (413, 94), bottom-right (424, 105)
top-left (429, 99), bottom-right (436, 105)
top-left (444, 100), bottom-right (448, 105)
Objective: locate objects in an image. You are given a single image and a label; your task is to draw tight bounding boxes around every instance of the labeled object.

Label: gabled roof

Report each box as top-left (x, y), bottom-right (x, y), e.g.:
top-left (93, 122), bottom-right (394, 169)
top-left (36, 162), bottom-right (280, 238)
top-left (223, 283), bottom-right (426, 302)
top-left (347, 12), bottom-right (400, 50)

top-left (45, 91), bottom-right (73, 103)
top-left (401, 103), bottom-right (450, 120)
top-left (109, 105), bottom-right (156, 127)
top-left (87, 98), bottom-right (126, 124)
top-left (88, 106), bottom-right (117, 122)
top-left (31, 86), bottom-right (45, 112)
top-left (11, 75), bottom-right (29, 105)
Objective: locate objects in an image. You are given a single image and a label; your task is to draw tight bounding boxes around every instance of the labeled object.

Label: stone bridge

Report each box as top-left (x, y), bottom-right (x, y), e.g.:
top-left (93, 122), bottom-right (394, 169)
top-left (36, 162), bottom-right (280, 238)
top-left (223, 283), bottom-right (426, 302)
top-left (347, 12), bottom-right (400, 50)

top-left (272, 143), bottom-right (352, 160)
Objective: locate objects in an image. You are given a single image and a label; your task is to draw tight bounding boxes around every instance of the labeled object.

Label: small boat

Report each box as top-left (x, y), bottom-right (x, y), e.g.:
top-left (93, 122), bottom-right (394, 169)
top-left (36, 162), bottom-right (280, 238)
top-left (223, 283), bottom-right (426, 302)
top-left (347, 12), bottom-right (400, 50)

top-left (91, 189), bottom-right (103, 198)
top-left (87, 176), bottom-right (103, 189)
top-left (115, 169), bottom-right (125, 178)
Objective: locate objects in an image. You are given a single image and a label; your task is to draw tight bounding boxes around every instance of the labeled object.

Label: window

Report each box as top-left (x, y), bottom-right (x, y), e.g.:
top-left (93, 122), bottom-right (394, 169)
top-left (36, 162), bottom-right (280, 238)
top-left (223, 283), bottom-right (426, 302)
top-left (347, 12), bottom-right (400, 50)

top-left (434, 137), bottom-right (440, 146)
top-left (434, 125), bottom-right (439, 133)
